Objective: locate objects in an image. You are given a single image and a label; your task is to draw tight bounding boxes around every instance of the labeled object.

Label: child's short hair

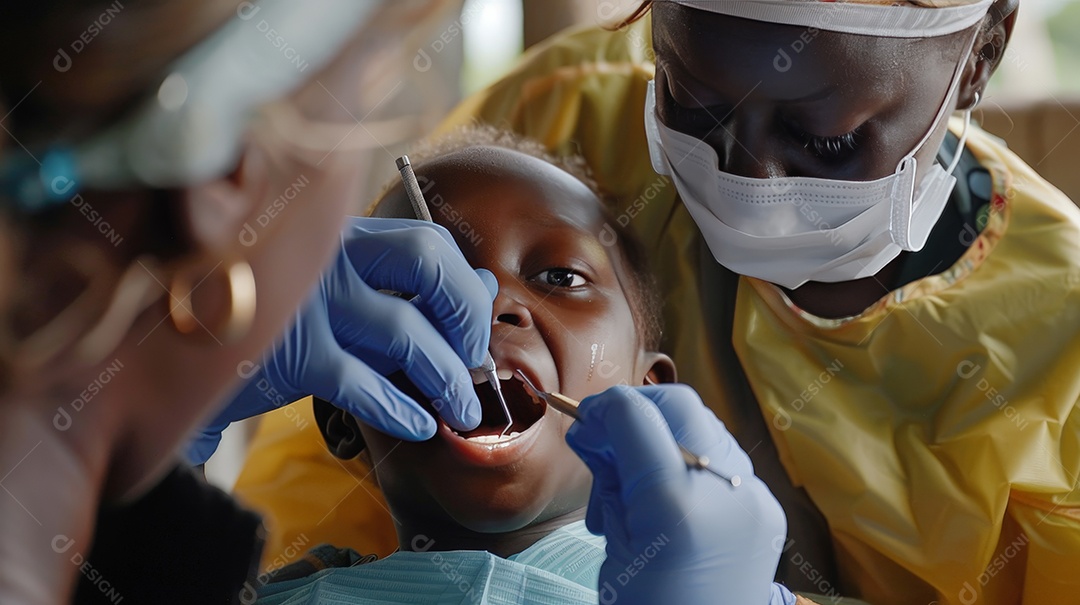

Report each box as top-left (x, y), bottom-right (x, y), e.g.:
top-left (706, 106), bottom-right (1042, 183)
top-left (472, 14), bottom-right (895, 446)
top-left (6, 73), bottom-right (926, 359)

top-left (371, 124), bottom-right (664, 350)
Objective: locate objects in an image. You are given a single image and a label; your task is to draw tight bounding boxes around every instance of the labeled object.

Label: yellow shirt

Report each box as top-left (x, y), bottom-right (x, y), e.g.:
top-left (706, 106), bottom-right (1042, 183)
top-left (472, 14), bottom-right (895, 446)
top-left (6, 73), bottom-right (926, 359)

top-left (234, 17), bottom-right (1080, 604)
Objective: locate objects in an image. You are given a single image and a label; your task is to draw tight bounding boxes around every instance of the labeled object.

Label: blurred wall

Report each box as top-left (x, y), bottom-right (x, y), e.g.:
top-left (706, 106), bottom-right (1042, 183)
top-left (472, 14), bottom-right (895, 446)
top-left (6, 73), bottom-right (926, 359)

top-left (522, 0), bottom-right (593, 48)
top-left (978, 97), bottom-right (1080, 205)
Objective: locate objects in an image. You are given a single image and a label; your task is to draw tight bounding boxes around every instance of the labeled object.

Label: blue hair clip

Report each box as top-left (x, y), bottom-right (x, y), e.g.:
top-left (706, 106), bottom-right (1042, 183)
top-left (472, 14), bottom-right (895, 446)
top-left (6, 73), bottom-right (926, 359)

top-left (0, 147), bottom-right (80, 213)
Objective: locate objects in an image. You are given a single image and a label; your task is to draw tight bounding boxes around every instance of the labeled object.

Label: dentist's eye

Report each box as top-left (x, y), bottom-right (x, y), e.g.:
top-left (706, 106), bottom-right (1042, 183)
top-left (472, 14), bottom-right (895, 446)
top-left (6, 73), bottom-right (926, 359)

top-left (804, 130), bottom-right (860, 157)
top-left (667, 101), bottom-right (722, 133)
top-left (789, 123), bottom-right (862, 159)
top-left (661, 84), bottom-right (729, 136)
top-left (533, 268), bottom-right (587, 289)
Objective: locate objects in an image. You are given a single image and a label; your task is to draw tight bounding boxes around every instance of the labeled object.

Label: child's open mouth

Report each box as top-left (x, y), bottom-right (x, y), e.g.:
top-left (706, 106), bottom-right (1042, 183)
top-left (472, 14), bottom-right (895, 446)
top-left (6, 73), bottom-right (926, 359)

top-left (450, 371), bottom-right (547, 444)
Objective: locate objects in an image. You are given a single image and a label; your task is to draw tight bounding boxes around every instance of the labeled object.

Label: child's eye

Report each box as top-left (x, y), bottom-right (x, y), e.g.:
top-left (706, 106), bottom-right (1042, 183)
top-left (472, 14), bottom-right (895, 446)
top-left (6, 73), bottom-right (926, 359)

top-left (533, 268), bottom-right (587, 289)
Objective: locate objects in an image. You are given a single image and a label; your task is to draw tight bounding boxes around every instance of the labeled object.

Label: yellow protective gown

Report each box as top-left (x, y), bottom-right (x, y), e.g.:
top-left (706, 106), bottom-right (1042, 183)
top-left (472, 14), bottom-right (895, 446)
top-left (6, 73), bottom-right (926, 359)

top-left (233, 17), bottom-right (1080, 604)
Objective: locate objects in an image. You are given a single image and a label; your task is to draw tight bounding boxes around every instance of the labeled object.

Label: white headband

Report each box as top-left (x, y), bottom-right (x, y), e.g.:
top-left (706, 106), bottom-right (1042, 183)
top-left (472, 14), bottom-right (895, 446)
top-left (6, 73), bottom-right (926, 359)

top-left (665, 0), bottom-right (995, 38)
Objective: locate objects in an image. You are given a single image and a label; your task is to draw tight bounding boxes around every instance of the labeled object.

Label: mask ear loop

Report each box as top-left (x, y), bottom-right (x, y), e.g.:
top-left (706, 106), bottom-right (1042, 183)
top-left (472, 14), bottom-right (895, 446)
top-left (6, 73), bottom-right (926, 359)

top-left (896, 26), bottom-right (982, 175)
top-left (945, 91), bottom-right (978, 175)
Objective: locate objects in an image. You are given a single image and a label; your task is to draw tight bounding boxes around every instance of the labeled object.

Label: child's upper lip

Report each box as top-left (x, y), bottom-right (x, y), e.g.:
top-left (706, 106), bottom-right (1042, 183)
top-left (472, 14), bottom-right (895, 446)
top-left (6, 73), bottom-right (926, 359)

top-left (489, 352), bottom-right (551, 395)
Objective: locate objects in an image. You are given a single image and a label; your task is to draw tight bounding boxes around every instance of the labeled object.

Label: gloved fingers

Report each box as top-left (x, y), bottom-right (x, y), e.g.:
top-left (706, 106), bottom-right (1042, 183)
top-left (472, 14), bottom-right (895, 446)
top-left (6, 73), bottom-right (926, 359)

top-left (635, 385), bottom-right (779, 536)
top-left (344, 216), bottom-right (459, 245)
top-left (185, 427), bottom-right (225, 465)
top-left (638, 388), bottom-right (786, 547)
top-left (583, 477), bottom-right (608, 536)
top-left (334, 283), bottom-right (482, 432)
top-left (635, 384), bottom-right (755, 479)
top-left (475, 268), bottom-right (499, 300)
top-left (590, 465), bottom-right (631, 548)
top-left (568, 393), bottom-right (690, 560)
top-left (316, 348), bottom-right (439, 441)
top-left (574, 386), bottom-right (688, 502)
top-left (566, 422), bottom-right (623, 538)
top-left (343, 220), bottom-right (493, 368)
top-left (183, 356), bottom-right (296, 464)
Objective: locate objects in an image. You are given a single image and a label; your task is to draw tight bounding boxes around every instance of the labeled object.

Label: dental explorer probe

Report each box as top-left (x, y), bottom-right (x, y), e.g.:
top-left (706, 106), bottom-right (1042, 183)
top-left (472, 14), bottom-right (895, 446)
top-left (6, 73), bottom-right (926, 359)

top-left (515, 370), bottom-right (742, 488)
top-left (395, 155), bottom-right (515, 438)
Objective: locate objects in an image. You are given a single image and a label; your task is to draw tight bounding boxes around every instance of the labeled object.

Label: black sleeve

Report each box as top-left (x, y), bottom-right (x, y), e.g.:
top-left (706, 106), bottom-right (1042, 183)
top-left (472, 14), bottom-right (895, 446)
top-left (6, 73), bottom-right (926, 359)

top-left (73, 465), bottom-right (264, 605)
top-left (893, 130), bottom-right (992, 288)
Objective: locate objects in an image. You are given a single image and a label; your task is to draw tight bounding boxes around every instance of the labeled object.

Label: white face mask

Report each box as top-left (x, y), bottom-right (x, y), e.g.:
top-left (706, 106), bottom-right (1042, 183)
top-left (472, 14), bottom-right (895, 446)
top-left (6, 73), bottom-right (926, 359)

top-left (644, 39), bottom-right (975, 290)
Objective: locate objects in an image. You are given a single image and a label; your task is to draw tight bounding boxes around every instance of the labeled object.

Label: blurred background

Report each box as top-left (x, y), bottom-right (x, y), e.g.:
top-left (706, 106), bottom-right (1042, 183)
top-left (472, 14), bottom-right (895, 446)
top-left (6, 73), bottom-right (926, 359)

top-left (206, 0), bottom-right (1080, 488)
top-left (326, 0), bottom-right (1080, 211)
top-left (464, 0), bottom-right (1080, 96)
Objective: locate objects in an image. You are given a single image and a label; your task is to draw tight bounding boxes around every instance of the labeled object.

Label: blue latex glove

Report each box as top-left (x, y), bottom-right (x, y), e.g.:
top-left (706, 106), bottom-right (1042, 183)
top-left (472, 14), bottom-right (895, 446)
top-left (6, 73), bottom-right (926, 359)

top-left (565, 384), bottom-right (796, 605)
top-left (187, 217), bottom-right (498, 464)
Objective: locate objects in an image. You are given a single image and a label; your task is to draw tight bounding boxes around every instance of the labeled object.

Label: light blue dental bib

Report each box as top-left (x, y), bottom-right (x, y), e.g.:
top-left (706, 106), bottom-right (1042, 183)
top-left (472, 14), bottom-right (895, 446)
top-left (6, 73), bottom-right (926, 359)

top-left (256, 521), bottom-right (606, 605)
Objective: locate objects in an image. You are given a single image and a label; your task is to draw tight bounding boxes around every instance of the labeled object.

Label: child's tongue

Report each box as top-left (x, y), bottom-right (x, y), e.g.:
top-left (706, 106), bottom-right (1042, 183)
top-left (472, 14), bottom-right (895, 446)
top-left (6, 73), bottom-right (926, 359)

top-left (384, 370), bottom-right (546, 440)
top-left (455, 378), bottom-right (545, 440)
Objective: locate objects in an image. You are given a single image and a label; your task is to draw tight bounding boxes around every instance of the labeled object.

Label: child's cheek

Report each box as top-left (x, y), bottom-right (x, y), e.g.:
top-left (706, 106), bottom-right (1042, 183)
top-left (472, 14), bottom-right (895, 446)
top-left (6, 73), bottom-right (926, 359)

top-left (568, 339), bottom-right (639, 393)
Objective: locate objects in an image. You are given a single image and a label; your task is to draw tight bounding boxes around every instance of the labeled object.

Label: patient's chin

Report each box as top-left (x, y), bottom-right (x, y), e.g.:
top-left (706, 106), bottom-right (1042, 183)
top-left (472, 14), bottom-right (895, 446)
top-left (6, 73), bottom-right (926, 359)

top-left (443, 492), bottom-right (549, 535)
top-left (438, 472), bottom-right (591, 537)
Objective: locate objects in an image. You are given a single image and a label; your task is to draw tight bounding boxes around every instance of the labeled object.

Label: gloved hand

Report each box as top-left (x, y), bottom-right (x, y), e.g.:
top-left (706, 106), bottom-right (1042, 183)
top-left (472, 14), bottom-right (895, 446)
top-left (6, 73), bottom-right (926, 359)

top-left (187, 217), bottom-right (498, 464)
top-left (565, 384), bottom-right (796, 605)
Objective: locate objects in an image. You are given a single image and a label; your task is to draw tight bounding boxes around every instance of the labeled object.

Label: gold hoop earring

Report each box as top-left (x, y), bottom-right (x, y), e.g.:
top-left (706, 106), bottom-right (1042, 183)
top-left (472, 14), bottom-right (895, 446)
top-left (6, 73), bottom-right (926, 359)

top-left (169, 260), bottom-right (256, 344)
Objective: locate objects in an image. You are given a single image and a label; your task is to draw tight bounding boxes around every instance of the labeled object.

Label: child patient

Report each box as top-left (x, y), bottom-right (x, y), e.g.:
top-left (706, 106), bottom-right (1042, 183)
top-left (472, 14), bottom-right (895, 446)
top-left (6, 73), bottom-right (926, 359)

top-left (255, 127), bottom-right (676, 604)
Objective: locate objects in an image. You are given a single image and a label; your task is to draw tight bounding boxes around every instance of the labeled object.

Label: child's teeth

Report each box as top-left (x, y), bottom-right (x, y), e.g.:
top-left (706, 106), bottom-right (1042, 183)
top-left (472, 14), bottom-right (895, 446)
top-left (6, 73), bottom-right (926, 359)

top-left (466, 434), bottom-right (506, 443)
top-left (469, 367), bottom-right (515, 383)
top-left (465, 431), bottom-right (522, 443)
top-left (470, 368), bottom-right (488, 385)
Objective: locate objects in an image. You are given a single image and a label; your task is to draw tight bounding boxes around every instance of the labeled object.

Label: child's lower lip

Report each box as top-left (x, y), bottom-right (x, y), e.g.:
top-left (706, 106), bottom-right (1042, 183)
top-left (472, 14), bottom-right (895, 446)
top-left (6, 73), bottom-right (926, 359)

top-left (437, 414), bottom-right (549, 467)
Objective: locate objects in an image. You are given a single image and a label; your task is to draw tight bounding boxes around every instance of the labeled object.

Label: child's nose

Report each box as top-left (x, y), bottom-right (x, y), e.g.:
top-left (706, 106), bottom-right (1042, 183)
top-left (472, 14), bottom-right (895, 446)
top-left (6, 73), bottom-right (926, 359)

top-left (491, 286), bottom-right (534, 329)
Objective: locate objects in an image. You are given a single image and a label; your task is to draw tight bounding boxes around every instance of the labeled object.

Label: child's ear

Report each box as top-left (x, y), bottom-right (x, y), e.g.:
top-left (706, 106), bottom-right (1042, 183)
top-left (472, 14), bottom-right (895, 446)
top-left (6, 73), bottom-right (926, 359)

top-left (639, 352), bottom-right (677, 385)
top-left (312, 398), bottom-right (366, 459)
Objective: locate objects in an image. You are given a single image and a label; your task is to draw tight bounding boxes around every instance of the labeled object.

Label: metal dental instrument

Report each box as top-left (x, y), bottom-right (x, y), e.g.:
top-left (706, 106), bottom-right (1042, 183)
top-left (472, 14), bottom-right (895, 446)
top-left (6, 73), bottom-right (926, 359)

top-left (396, 155), bottom-right (514, 438)
top-left (515, 370), bottom-right (741, 488)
